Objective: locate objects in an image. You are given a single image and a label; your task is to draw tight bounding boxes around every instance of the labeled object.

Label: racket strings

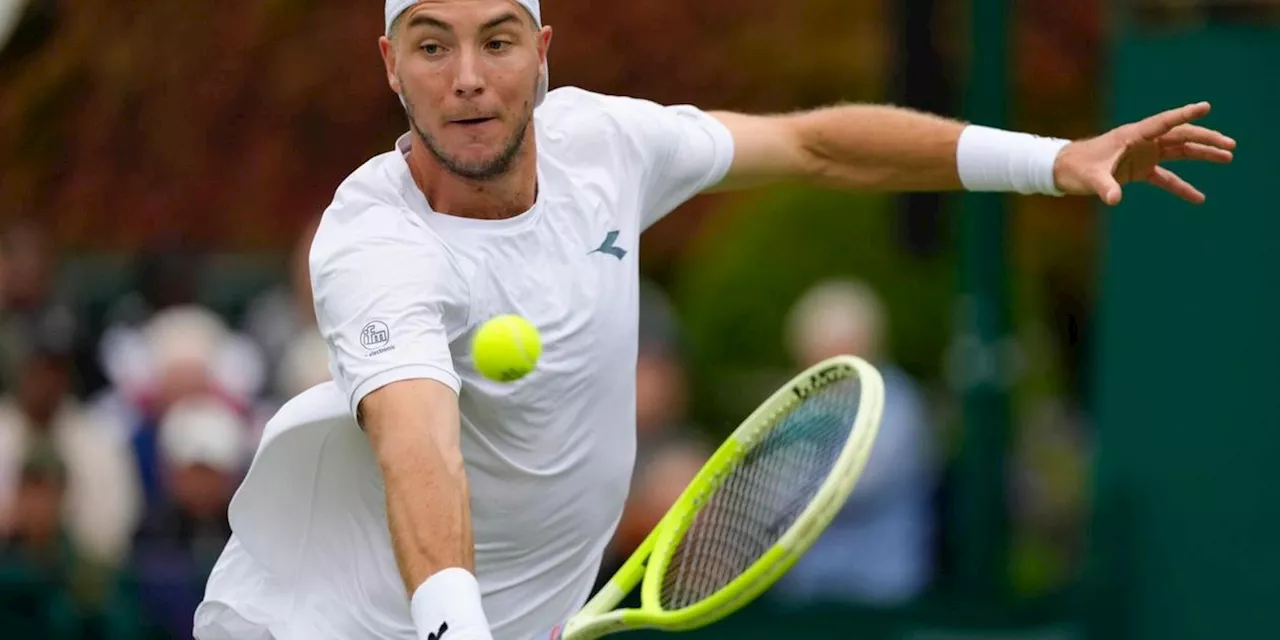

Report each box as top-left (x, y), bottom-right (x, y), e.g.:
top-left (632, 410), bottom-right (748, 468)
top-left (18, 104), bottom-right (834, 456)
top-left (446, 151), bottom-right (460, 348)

top-left (659, 377), bottom-right (863, 610)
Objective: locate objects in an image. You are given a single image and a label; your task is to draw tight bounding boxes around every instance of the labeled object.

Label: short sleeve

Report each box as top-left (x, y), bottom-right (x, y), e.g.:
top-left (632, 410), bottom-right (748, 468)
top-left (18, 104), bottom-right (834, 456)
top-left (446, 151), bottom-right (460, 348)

top-left (310, 214), bottom-right (466, 421)
top-left (601, 96), bottom-right (736, 230)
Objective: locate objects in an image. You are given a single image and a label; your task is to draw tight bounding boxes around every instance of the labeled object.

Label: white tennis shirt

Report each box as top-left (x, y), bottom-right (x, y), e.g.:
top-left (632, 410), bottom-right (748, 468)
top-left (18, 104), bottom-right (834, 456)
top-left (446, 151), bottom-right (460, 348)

top-left (195, 87), bottom-right (735, 640)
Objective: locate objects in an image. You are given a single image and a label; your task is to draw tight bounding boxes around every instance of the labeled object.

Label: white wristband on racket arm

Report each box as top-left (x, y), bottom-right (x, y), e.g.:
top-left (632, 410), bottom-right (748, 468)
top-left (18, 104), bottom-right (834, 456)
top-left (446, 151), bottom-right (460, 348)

top-left (956, 124), bottom-right (1071, 196)
top-left (411, 568), bottom-right (493, 640)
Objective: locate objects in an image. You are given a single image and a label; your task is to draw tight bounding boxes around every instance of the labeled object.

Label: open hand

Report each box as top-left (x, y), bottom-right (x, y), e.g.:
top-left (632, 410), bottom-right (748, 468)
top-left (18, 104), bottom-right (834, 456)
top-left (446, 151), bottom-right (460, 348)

top-left (1053, 102), bottom-right (1236, 206)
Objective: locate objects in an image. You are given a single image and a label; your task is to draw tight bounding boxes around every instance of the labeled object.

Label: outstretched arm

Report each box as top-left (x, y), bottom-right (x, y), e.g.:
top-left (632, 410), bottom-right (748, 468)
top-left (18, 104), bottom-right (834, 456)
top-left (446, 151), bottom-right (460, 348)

top-left (710, 105), bottom-right (971, 193)
top-left (710, 101), bottom-right (1235, 204)
top-left (362, 380), bottom-right (491, 640)
top-left (311, 217), bottom-right (489, 640)
top-left (361, 380), bottom-right (473, 586)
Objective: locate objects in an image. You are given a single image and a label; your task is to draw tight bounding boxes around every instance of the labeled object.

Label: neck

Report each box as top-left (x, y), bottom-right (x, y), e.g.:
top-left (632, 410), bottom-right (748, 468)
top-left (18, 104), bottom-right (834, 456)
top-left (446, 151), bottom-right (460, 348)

top-left (407, 131), bottom-right (539, 221)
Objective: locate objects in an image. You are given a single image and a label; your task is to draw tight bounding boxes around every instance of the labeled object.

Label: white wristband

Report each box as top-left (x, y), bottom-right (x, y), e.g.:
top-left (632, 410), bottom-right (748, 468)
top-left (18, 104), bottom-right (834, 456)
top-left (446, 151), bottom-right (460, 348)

top-left (411, 568), bottom-right (492, 640)
top-left (956, 125), bottom-right (1070, 196)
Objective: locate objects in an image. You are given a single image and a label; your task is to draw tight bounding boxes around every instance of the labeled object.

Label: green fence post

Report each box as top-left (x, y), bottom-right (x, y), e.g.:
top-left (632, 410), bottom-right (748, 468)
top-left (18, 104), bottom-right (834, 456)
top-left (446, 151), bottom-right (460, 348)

top-left (950, 0), bottom-right (1013, 600)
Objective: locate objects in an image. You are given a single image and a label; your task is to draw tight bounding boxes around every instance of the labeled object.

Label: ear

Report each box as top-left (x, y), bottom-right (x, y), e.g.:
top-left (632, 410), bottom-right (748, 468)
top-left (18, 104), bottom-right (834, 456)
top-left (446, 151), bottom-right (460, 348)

top-left (536, 25), bottom-right (552, 68)
top-left (378, 36), bottom-right (402, 96)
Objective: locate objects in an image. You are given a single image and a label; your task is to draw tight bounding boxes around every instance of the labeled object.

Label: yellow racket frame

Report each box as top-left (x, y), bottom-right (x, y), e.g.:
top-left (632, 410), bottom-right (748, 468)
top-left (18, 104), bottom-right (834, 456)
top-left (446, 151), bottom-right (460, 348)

top-left (559, 355), bottom-right (885, 640)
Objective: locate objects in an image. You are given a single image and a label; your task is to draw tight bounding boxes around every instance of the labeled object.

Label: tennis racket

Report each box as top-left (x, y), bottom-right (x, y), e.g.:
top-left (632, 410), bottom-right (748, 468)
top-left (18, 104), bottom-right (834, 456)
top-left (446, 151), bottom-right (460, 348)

top-left (553, 354), bottom-right (885, 640)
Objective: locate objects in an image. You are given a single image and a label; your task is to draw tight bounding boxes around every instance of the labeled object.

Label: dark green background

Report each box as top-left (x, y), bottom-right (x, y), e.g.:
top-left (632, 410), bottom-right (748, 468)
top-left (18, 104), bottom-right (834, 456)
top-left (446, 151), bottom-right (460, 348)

top-left (1087, 24), bottom-right (1280, 640)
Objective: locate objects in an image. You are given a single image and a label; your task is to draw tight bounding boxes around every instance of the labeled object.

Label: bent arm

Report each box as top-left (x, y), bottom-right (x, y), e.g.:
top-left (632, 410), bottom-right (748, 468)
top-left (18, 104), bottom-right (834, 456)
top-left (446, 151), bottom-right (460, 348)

top-left (361, 378), bottom-right (472, 592)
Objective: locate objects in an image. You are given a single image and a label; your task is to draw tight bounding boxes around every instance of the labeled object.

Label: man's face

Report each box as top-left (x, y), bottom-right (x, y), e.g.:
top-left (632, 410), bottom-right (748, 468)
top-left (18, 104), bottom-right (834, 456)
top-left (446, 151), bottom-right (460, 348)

top-left (1, 226), bottom-right (52, 308)
top-left (18, 355), bottom-right (69, 427)
top-left (171, 464), bottom-right (234, 520)
top-left (381, 0), bottom-right (550, 181)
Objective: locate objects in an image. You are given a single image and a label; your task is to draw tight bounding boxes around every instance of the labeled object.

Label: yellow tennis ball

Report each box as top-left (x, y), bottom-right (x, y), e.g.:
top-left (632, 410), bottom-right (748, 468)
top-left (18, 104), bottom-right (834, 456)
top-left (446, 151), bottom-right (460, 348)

top-left (471, 314), bottom-right (542, 382)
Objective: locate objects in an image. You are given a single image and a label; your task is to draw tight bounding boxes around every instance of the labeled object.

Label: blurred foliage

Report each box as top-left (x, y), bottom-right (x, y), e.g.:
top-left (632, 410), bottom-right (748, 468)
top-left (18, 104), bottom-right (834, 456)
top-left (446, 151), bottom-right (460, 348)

top-left (0, 0), bottom-right (399, 250)
top-left (0, 0), bottom-right (1107, 263)
top-left (0, 0), bottom-right (887, 252)
top-left (669, 187), bottom-right (955, 433)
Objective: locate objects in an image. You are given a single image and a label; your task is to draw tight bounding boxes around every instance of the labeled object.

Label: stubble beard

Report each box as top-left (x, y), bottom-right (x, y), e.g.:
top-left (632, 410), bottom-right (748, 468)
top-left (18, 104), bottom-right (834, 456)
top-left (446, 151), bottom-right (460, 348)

top-left (401, 79), bottom-right (537, 182)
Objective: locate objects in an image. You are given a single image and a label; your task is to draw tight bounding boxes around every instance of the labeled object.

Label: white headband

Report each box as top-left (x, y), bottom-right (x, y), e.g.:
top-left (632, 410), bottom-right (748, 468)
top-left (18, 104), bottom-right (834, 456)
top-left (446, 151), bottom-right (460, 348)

top-left (385, 0), bottom-right (547, 107)
top-left (385, 0), bottom-right (542, 34)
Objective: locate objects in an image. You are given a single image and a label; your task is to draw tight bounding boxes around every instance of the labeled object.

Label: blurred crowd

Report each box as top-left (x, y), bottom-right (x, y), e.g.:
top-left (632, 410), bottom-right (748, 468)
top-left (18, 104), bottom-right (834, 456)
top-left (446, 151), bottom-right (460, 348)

top-left (0, 219), bottom-right (327, 639)
top-left (0, 217), bottom-right (942, 638)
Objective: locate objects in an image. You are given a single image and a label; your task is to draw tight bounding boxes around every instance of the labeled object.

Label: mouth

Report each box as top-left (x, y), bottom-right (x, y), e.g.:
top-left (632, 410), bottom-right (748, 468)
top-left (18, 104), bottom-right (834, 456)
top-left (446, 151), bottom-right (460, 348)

top-left (450, 116), bottom-right (497, 127)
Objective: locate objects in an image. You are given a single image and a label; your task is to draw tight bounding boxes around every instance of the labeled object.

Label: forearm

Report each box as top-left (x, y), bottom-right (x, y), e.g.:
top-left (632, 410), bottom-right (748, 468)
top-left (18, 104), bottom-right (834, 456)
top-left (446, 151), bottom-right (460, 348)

top-left (794, 104), bottom-right (968, 192)
top-left (361, 380), bottom-right (490, 640)
top-left (773, 103), bottom-right (1068, 197)
top-left (378, 429), bottom-right (474, 592)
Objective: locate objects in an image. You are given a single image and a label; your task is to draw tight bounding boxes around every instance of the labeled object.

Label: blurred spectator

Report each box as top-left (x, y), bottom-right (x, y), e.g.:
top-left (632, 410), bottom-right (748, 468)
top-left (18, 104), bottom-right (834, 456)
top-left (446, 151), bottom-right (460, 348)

top-left (0, 221), bottom-right (54, 309)
top-left (0, 443), bottom-right (141, 639)
top-left (0, 222), bottom-right (81, 395)
top-left (596, 281), bottom-right (709, 590)
top-left (89, 246), bottom-right (205, 440)
top-left (633, 280), bottom-right (696, 463)
top-left (770, 278), bottom-right (938, 607)
top-left (102, 244), bottom-right (204, 332)
top-left (275, 330), bottom-right (330, 399)
top-left (91, 245), bottom-right (254, 431)
top-left (0, 309), bottom-right (141, 567)
top-left (97, 305), bottom-right (262, 506)
top-left (130, 396), bottom-right (245, 640)
top-left (242, 217), bottom-right (330, 444)
top-left (241, 216), bottom-right (325, 398)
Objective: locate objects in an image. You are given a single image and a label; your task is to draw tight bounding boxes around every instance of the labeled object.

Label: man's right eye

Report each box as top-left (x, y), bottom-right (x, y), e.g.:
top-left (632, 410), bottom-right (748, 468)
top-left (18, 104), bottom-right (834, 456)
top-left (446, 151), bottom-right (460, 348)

top-left (421, 43), bottom-right (442, 55)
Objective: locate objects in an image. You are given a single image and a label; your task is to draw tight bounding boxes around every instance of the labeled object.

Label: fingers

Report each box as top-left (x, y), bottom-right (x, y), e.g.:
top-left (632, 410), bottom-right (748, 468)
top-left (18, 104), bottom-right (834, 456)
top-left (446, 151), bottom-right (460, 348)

top-left (1148, 166), bottom-right (1205, 204)
top-left (1163, 141), bottom-right (1234, 163)
top-left (1161, 124), bottom-right (1237, 151)
top-left (1129, 102), bottom-right (1212, 142)
top-left (1094, 171), bottom-right (1124, 206)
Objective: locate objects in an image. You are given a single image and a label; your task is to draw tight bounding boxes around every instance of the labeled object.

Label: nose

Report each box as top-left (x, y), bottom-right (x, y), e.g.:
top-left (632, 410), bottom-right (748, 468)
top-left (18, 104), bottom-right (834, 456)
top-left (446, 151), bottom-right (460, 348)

top-left (453, 49), bottom-right (485, 99)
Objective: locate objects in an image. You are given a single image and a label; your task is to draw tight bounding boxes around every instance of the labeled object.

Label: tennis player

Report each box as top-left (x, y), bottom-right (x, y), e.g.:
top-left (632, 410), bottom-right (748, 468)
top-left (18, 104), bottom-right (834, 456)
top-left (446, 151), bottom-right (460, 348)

top-left (193, 1), bottom-right (1235, 639)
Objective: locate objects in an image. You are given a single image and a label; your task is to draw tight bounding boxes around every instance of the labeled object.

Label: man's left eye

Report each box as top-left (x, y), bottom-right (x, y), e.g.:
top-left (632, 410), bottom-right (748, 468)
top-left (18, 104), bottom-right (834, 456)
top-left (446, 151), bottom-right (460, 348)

top-left (487, 41), bottom-right (509, 51)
